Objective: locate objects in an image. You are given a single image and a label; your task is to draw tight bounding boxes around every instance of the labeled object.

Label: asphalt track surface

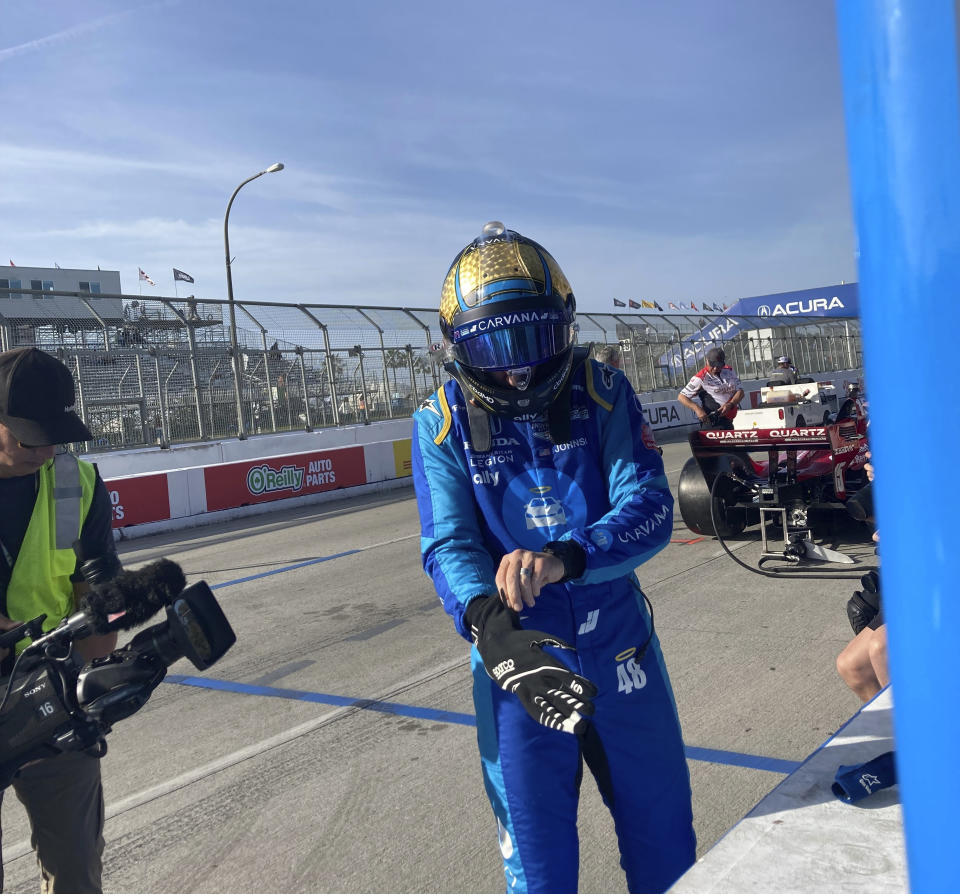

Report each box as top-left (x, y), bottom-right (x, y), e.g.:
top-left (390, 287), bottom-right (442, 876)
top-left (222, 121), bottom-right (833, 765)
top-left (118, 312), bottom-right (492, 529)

top-left (0, 440), bottom-right (877, 893)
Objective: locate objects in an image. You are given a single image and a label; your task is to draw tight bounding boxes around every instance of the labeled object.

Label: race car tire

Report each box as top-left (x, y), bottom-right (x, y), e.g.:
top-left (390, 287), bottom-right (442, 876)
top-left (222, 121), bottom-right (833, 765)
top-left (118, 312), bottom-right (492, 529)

top-left (678, 456), bottom-right (748, 538)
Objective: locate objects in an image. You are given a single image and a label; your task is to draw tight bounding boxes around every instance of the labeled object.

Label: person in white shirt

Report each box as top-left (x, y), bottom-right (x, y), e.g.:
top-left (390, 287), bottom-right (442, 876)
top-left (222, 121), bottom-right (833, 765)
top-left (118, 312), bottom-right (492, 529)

top-left (678, 346), bottom-right (744, 430)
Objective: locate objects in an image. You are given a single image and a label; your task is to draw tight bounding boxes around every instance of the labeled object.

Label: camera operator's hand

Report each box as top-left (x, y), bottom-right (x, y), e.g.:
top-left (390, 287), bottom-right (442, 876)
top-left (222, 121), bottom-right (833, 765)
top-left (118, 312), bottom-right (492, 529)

top-left (71, 582), bottom-right (118, 661)
top-left (0, 612), bottom-right (20, 662)
top-left (465, 594), bottom-right (597, 736)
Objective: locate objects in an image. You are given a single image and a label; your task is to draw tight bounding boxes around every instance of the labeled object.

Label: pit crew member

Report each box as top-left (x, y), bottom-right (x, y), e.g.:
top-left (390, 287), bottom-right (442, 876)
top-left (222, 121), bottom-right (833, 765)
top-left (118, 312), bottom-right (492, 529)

top-left (677, 346), bottom-right (744, 430)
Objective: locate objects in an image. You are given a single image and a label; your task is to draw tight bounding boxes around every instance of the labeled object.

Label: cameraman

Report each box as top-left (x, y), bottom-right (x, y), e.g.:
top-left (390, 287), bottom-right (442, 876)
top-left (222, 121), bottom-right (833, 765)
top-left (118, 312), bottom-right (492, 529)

top-left (836, 453), bottom-right (888, 701)
top-left (0, 348), bottom-right (120, 894)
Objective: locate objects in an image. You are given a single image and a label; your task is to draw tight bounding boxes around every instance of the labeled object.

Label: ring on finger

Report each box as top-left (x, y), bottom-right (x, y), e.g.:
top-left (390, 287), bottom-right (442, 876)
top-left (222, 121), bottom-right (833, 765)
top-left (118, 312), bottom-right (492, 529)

top-left (519, 567), bottom-right (532, 579)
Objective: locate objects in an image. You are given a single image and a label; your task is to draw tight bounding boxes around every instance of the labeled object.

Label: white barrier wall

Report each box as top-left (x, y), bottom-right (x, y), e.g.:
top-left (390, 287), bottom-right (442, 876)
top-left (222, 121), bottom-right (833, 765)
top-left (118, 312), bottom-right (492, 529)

top-left (102, 436), bottom-right (413, 533)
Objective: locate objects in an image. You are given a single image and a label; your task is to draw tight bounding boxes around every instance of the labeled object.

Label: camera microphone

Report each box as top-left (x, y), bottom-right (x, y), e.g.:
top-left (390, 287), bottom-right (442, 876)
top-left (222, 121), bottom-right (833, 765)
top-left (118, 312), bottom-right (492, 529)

top-left (82, 559), bottom-right (186, 634)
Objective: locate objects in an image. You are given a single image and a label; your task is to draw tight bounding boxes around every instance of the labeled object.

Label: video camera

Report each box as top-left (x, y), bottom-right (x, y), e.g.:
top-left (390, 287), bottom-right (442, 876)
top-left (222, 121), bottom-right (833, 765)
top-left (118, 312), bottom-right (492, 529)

top-left (0, 554), bottom-right (235, 789)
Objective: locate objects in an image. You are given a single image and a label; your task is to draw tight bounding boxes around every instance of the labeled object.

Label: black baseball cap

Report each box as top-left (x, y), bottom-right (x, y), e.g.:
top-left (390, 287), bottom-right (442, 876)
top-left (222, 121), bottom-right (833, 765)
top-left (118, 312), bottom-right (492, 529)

top-left (705, 347), bottom-right (726, 367)
top-left (0, 348), bottom-right (93, 445)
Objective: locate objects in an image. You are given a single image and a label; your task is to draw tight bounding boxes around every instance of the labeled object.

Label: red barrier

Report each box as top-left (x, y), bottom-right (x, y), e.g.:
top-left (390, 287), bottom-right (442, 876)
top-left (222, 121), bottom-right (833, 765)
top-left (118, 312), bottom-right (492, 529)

top-left (203, 447), bottom-right (366, 512)
top-left (106, 474), bottom-right (171, 527)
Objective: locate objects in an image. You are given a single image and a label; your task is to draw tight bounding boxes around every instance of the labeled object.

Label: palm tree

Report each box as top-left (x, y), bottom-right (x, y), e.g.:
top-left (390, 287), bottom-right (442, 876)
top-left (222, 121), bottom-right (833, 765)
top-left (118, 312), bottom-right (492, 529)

top-left (383, 347), bottom-right (412, 398)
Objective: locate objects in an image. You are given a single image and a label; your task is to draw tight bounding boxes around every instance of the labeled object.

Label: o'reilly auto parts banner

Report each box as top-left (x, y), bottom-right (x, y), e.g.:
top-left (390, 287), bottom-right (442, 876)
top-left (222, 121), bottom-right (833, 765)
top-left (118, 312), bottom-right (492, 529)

top-left (106, 473), bottom-right (171, 527)
top-left (203, 447), bottom-right (366, 512)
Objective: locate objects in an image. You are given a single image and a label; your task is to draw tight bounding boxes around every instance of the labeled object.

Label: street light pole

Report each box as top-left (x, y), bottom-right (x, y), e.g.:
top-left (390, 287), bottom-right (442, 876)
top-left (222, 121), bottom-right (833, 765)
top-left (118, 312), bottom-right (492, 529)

top-left (224, 162), bottom-right (284, 439)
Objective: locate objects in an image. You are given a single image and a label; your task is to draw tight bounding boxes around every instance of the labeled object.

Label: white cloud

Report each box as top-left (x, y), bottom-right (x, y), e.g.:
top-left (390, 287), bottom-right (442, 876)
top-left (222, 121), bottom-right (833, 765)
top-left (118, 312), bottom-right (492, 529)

top-left (0, 1), bottom-right (182, 64)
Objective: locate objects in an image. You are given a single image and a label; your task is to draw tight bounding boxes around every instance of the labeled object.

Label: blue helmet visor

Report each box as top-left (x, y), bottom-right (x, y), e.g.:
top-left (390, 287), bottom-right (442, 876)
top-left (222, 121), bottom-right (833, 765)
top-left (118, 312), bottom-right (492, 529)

top-left (452, 322), bottom-right (572, 371)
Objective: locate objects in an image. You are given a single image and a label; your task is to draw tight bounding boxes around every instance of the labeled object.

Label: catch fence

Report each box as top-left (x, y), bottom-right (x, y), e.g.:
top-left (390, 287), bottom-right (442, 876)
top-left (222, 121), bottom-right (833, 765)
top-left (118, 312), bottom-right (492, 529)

top-left (0, 287), bottom-right (862, 452)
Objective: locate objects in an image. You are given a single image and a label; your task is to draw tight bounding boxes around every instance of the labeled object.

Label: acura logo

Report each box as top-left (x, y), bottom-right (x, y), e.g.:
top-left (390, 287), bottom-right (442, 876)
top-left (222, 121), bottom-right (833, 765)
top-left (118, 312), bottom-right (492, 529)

top-left (758, 305), bottom-right (771, 316)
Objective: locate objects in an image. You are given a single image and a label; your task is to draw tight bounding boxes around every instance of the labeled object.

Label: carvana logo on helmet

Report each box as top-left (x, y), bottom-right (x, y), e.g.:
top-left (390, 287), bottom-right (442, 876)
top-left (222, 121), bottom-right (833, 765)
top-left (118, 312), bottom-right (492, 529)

top-left (453, 309), bottom-right (563, 341)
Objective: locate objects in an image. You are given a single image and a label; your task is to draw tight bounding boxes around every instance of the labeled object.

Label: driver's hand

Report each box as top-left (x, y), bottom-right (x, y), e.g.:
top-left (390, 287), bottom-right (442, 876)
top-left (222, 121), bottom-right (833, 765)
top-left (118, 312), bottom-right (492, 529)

top-left (496, 549), bottom-right (566, 611)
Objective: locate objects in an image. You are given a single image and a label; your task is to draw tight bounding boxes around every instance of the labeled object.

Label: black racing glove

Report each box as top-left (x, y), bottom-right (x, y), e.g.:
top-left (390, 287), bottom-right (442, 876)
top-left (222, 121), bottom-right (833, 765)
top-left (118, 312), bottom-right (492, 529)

top-left (701, 409), bottom-right (724, 429)
top-left (465, 594), bottom-right (597, 736)
top-left (846, 570), bottom-right (881, 635)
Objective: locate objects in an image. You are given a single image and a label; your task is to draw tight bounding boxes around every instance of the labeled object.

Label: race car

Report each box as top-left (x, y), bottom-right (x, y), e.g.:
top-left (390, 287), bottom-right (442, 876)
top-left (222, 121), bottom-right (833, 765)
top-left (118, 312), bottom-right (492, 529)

top-left (677, 395), bottom-right (870, 543)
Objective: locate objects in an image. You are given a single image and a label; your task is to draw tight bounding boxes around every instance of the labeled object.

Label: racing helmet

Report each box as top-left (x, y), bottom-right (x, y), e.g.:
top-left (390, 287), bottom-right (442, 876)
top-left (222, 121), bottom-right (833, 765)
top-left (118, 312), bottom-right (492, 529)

top-left (439, 222), bottom-right (577, 416)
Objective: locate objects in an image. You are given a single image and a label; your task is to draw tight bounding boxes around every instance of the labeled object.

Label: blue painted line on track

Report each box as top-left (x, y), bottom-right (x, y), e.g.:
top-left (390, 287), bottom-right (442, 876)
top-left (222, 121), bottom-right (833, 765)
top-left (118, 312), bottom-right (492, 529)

top-left (684, 745), bottom-right (800, 775)
top-left (165, 674), bottom-right (477, 726)
top-left (164, 674), bottom-right (801, 774)
top-left (208, 549), bottom-right (362, 589)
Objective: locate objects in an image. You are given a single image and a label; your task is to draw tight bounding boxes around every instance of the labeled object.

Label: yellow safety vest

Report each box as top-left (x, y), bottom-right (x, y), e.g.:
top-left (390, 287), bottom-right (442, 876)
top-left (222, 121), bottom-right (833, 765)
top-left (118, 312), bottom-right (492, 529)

top-left (6, 454), bottom-right (97, 650)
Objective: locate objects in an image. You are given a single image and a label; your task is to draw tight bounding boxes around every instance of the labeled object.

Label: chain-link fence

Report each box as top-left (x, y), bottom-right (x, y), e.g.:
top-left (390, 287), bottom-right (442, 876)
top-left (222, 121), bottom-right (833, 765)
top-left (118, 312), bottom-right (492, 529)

top-left (0, 287), bottom-right (862, 452)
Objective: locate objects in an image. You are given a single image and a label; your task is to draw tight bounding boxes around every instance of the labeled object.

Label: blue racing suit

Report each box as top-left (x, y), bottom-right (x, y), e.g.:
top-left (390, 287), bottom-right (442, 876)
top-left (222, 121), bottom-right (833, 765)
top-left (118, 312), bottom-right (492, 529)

top-left (412, 358), bottom-right (695, 894)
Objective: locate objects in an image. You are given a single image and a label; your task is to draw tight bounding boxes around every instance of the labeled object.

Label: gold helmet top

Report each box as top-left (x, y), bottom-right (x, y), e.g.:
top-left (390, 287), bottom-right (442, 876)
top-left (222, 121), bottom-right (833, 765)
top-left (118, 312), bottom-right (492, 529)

top-left (440, 222), bottom-right (573, 327)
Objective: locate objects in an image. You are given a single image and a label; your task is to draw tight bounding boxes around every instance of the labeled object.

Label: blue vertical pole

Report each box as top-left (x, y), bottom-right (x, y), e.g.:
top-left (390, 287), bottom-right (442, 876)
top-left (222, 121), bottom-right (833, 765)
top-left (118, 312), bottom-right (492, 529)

top-left (836, 2), bottom-right (960, 890)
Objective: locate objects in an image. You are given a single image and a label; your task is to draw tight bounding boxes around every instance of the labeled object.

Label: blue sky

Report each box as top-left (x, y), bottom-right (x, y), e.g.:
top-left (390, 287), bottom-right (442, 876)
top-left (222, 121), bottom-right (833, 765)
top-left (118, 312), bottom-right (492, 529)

top-left (1, 0), bottom-right (856, 312)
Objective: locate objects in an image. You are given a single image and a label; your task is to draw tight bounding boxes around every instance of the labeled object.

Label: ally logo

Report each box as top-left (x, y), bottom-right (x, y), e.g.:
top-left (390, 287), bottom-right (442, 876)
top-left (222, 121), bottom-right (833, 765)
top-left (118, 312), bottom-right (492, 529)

top-left (246, 463), bottom-right (305, 495)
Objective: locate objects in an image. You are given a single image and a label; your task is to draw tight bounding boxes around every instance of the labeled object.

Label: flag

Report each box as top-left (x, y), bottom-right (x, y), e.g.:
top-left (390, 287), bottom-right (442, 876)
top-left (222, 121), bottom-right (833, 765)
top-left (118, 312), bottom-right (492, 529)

top-left (711, 302), bottom-right (721, 311)
top-left (690, 302), bottom-right (698, 310)
top-left (54, 263), bottom-right (61, 269)
top-left (641, 300), bottom-right (655, 309)
top-left (723, 303), bottom-right (729, 310)
top-left (8, 260), bottom-right (13, 267)
top-left (613, 298), bottom-right (626, 307)
top-left (629, 299), bottom-right (641, 309)
top-left (654, 301), bottom-right (664, 311)
top-left (139, 268), bottom-right (155, 286)
top-left (668, 302), bottom-right (678, 310)
top-left (173, 268), bottom-right (195, 283)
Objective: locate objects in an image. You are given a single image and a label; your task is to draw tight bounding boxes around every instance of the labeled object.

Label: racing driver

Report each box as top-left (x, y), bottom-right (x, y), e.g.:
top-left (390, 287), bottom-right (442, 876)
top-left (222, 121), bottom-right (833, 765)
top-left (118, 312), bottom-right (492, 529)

top-left (412, 222), bottom-right (695, 893)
